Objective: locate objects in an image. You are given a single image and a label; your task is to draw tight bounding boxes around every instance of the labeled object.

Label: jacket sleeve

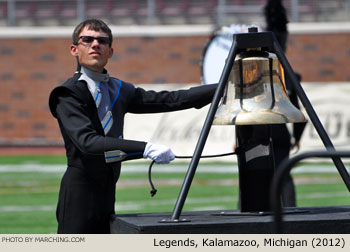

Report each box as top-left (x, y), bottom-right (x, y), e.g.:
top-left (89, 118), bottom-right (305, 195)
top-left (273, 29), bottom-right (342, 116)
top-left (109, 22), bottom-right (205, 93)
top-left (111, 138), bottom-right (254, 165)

top-left (127, 84), bottom-right (218, 113)
top-left (54, 89), bottom-right (146, 162)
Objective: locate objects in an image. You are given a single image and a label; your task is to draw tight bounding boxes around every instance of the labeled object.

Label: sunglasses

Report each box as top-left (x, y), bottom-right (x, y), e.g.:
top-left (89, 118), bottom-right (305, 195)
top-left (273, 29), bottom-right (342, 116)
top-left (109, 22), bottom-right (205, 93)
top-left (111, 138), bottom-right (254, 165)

top-left (79, 36), bottom-right (110, 45)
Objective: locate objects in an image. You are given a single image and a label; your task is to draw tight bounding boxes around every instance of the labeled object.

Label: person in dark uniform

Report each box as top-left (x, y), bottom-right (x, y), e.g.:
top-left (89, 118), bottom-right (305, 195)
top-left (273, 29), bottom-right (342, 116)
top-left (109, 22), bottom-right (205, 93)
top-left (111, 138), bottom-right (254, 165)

top-left (264, 0), bottom-right (307, 207)
top-left (270, 73), bottom-right (306, 207)
top-left (49, 19), bottom-right (217, 233)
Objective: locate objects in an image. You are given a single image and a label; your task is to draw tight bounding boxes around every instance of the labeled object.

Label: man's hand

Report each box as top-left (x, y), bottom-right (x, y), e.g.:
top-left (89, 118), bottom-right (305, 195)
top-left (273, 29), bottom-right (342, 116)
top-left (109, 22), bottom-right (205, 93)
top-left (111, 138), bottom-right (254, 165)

top-left (143, 142), bottom-right (175, 164)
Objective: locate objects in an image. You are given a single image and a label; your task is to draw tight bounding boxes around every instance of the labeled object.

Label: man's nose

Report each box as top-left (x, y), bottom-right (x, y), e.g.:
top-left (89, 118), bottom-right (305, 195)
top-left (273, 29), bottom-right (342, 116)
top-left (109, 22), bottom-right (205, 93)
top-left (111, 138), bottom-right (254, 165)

top-left (91, 39), bottom-right (100, 48)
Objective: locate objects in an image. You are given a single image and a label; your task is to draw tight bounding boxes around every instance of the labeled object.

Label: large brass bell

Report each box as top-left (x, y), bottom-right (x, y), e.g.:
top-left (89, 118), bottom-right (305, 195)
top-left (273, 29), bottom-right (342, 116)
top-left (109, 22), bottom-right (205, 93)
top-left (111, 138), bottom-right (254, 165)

top-left (213, 50), bottom-right (306, 125)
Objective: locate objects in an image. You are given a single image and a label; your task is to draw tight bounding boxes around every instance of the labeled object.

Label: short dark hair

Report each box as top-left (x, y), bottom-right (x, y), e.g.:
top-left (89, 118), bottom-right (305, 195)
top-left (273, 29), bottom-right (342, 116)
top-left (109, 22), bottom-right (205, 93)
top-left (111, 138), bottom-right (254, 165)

top-left (72, 19), bottom-right (113, 47)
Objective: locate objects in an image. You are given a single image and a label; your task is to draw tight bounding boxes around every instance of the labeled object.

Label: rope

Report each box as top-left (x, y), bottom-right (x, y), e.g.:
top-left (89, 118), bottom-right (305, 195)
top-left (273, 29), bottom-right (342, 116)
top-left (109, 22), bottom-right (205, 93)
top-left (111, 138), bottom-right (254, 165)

top-left (148, 151), bottom-right (237, 197)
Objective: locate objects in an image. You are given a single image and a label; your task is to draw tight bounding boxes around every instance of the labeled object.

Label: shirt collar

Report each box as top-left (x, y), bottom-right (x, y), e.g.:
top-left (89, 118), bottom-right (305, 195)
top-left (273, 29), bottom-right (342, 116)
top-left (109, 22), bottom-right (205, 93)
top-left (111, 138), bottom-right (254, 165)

top-left (80, 66), bottom-right (109, 83)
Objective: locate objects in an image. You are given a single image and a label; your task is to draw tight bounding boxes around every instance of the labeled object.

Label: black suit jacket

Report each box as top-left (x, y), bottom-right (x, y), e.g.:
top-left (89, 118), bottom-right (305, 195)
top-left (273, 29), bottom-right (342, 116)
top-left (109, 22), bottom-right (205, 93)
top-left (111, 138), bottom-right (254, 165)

top-left (49, 72), bottom-right (217, 233)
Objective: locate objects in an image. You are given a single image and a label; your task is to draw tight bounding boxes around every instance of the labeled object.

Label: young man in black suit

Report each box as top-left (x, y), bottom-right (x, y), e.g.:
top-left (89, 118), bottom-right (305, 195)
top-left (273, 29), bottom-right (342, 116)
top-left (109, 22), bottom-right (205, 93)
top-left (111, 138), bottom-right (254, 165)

top-left (49, 19), bottom-right (217, 233)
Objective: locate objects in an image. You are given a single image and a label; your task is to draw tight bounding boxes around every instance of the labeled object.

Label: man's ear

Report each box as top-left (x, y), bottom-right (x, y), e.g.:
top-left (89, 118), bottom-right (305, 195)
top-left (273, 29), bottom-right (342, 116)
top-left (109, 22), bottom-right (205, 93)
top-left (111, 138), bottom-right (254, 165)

top-left (108, 47), bottom-right (114, 59)
top-left (70, 44), bottom-right (78, 57)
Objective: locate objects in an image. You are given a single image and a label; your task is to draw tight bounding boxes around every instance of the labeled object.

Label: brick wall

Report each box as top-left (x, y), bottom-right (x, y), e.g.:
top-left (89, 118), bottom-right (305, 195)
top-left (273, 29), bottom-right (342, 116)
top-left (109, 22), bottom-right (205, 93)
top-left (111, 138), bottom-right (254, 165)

top-left (0, 31), bottom-right (349, 145)
top-left (287, 33), bottom-right (350, 82)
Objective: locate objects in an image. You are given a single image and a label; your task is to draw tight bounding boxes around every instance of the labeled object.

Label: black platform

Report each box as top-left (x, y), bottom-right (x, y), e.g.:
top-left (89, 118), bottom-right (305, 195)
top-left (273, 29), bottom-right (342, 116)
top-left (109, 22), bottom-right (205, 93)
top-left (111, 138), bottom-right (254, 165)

top-left (110, 206), bottom-right (350, 233)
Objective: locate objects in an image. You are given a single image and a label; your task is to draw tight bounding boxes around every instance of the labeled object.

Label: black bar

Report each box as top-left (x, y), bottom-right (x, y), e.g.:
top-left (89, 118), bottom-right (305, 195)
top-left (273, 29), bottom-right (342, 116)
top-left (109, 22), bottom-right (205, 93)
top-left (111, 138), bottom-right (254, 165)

top-left (235, 32), bottom-right (274, 51)
top-left (272, 38), bottom-right (350, 192)
top-left (170, 39), bottom-right (239, 221)
top-left (271, 151), bottom-right (350, 233)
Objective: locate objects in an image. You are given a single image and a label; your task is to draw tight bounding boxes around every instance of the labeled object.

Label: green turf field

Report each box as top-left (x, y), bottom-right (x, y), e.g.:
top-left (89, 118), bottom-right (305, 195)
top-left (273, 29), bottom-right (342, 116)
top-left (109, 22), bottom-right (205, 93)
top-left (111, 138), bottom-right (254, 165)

top-left (0, 155), bottom-right (349, 234)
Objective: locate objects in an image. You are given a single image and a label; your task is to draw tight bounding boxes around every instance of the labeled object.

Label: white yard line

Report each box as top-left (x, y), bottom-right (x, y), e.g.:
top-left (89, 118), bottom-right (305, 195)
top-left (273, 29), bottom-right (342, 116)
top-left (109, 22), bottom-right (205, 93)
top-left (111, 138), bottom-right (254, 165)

top-left (0, 163), bottom-right (347, 174)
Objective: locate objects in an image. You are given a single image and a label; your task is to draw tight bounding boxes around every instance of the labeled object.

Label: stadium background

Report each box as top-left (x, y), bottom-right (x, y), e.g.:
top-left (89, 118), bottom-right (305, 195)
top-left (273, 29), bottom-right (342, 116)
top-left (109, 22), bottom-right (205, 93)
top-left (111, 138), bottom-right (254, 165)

top-left (0, 0), bottom-right (350, 151)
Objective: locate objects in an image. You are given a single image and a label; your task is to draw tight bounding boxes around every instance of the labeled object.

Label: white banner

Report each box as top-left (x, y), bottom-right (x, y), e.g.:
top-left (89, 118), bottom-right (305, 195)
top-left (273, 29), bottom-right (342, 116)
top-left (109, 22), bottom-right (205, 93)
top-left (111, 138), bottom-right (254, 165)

top-left (301, 83), bottom-right (350, 151)
top-left (124, 83), bottom-right (350, 162)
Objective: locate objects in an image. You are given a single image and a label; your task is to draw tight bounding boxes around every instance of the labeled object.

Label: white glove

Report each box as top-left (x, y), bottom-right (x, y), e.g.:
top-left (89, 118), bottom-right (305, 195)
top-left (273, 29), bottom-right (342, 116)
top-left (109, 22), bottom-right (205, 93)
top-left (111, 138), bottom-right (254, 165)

top-left (143, 142), bottom-right (175, 164)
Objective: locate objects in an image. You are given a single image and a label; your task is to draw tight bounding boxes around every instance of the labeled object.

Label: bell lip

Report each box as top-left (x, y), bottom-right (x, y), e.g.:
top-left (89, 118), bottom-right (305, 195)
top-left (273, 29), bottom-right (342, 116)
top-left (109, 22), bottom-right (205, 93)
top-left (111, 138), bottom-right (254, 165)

top-left (213, 111), bottom-right (306, 125)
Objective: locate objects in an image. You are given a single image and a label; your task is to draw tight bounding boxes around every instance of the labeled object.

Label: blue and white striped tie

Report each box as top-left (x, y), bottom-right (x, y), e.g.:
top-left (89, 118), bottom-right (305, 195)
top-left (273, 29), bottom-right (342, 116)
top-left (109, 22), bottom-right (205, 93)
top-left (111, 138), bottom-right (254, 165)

top-left (95, 82), bottom-right (113, 135)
